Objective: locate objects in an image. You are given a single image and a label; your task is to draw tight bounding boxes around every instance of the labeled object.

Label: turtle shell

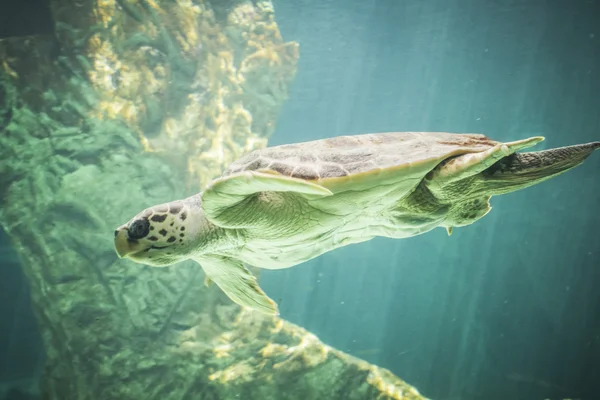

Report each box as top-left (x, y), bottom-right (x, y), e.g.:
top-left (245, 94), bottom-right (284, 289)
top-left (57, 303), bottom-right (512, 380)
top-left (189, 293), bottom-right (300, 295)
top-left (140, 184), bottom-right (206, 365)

top-left (223, 132), bottom-right (500, 193)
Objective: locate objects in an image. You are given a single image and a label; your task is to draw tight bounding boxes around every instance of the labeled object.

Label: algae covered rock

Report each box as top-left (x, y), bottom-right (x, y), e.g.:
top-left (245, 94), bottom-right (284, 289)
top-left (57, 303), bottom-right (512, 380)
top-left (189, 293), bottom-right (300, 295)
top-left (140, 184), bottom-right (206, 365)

top-left (0, 0), bottom-right (427, 399)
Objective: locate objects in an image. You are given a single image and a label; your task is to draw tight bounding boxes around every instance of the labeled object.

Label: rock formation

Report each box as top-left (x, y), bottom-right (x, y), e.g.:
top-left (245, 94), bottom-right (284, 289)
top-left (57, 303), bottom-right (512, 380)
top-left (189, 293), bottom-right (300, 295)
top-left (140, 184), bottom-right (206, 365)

top-left (0, 1), bottom-right (427, 399)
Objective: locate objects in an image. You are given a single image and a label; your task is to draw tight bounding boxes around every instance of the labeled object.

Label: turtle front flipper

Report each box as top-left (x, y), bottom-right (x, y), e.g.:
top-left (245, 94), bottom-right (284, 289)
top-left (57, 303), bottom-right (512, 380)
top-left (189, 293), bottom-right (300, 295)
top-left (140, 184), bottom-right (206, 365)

top-left (201, 170), bottom-right (332, 228)
top-left (195, 256), bottom-right (279, 315)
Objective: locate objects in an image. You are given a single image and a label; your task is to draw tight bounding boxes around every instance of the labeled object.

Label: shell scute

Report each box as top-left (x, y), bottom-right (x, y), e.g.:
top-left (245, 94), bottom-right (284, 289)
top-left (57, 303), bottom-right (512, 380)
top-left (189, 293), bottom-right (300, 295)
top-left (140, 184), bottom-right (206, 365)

top-left (223, 132), bottom-right (499, 189)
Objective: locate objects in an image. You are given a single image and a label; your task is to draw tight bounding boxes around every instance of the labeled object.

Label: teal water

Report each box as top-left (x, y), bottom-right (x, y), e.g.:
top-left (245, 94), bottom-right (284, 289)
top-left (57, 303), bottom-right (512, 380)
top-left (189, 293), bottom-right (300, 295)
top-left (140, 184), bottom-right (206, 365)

top-left (261, 1), bottom-right (600, 399)
top-left (1, 1), bottom-right (599, 400)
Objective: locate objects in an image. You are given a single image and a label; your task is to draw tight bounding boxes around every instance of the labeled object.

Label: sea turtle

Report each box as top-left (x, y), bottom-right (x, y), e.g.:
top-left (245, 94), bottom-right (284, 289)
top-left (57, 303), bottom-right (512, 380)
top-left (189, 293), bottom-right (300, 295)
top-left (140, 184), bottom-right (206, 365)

top-left (114, 132), bottom-right (599, 315)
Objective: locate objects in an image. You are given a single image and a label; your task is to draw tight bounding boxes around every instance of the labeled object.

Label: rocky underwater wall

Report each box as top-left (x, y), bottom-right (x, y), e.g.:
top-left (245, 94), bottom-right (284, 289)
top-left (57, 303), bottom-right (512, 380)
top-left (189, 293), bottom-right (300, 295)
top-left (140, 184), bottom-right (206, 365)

top-left (0, 1), bottom-right (427, 399)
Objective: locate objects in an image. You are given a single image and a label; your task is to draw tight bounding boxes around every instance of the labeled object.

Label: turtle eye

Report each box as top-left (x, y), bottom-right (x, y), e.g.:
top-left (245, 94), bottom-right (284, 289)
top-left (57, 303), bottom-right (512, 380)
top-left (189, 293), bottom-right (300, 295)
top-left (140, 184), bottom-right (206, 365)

top-left (128, 219), bottom-right (150, 240)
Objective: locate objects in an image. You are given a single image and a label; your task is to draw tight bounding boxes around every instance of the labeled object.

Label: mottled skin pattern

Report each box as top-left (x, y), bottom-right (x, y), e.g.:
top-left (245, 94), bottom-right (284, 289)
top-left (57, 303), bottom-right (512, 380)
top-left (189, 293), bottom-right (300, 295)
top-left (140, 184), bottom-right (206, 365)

top-left (114, 132), bottom-right (600, 315)
top-left (115, 199), bottom-right (196, 266)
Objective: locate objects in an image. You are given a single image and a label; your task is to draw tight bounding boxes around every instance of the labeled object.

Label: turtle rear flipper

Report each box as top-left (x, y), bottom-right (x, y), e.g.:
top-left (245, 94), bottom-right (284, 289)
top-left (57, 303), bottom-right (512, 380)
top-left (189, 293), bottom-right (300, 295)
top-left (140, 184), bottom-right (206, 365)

top-left (476, 141), bottom-right (600, 196)
top-left (426, 136), bottom-right (544, 189)
top-left (196, 256), bottom-right (279, 315)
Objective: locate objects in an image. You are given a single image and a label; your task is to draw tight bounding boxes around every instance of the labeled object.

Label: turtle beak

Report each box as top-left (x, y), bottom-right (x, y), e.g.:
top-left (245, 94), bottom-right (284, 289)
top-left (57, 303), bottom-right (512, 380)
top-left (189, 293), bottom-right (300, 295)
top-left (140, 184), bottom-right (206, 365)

top-left (479, 141), bottom-right (600, 195)
top-left (114, 226), bottom-right (140, 258)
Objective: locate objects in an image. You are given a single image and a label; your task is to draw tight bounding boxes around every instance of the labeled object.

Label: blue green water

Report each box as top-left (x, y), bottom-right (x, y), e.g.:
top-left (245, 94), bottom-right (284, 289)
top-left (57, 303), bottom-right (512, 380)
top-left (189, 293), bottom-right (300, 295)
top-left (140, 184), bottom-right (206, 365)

top-left (1, 1), bottom-right (599, 399)
top-left (260, 1), bottom-right (600, 399)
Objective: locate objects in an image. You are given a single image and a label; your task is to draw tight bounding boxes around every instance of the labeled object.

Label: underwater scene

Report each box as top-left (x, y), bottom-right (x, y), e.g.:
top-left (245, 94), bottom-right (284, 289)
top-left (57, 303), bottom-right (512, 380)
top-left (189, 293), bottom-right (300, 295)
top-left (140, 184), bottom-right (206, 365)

top-left (0, 0), bottom-right (599, 399)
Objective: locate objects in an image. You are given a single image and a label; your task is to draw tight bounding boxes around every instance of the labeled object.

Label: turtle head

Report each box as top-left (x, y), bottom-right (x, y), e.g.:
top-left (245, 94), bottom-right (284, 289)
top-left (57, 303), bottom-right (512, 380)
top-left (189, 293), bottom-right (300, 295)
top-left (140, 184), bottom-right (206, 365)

top-left (114, 195), bottom-right (210, 266)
